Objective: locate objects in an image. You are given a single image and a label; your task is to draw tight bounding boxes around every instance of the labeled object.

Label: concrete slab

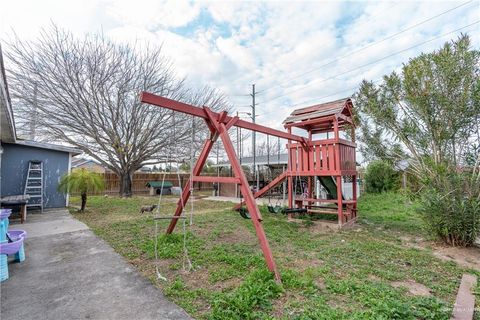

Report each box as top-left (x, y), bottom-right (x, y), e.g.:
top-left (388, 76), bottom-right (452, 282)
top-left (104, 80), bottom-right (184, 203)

top-left (1, 209), bottom-right (191, 320)
top-left (10, 210), bottom-right (89, 238)
top-left (452, 274), bottom-right (477, 320)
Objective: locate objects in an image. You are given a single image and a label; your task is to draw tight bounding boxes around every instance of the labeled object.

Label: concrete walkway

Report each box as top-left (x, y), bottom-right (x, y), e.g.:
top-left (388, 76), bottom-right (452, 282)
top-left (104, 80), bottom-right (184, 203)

top-left (1, 209), bottom-right (191, 320)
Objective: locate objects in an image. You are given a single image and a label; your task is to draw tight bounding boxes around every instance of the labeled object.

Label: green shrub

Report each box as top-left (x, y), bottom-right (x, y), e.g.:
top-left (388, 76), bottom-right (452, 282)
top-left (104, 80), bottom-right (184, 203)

top-left (419, 171), bottom-right (480, 246)
top-left (364, 160), bottom-right (399, 193)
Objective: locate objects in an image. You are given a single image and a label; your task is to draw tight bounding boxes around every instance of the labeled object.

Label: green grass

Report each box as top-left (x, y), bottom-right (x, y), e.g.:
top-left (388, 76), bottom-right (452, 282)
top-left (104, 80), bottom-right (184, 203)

top-left (358, 192), bottom-right (424, 233)
top-left (70, 193), bottom-right (479, 319)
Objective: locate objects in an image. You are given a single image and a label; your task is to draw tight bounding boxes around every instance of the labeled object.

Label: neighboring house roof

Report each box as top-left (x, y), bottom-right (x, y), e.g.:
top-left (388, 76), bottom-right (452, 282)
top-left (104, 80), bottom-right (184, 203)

top-left (146, 181), bottom-right (173, 188)
top-left (0, 45), bottom-right (16, 143)
top-left (71, 157), bottom-right (102, 168)
top-left (14, 139), bottom-right (82, 155)
top-left (213, 153), bottom-right (289, 167)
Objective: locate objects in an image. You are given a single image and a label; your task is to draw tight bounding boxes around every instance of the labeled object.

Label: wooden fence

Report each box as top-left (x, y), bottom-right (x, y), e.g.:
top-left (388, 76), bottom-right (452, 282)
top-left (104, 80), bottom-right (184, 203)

top-left (85, 172), bottom-right (218, 195)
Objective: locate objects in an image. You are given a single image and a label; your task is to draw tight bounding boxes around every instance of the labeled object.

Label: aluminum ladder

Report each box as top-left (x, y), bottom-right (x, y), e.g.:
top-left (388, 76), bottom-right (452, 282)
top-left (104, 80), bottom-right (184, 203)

top-left (23, 160), bottom-right (43, 212)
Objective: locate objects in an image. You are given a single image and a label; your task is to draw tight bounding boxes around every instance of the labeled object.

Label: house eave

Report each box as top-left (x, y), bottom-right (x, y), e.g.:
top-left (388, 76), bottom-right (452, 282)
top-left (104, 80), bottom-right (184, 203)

top-left (0, 45), bottom-right (16, 143)
top-left (13, 139), bottom-right (82, 155)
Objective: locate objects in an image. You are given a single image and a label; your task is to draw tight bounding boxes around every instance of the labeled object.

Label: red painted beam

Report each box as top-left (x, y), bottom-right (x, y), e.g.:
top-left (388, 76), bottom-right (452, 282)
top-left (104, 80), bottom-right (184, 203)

top-left (192, 176), bottom-right (240, 184)
top-left (198, 106), bottom-right (281, 281)
top-left (140, 92), bottom-right (304, 142)
top-left (287, 139), bottom-right (356, 148)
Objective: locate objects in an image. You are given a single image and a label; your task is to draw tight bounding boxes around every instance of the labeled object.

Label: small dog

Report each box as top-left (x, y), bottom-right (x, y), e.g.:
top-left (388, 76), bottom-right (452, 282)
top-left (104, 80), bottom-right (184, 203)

top-left (140, 204), bottom-right (158, 214)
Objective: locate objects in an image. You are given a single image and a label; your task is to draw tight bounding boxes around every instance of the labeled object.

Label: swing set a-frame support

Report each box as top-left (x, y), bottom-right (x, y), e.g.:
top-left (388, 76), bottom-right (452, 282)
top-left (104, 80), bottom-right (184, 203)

top-left (141, 92), bottom-right (308, 283)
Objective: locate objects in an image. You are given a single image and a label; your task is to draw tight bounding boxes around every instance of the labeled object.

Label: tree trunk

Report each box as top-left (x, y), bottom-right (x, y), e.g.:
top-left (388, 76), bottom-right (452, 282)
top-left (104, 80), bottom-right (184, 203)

top-left (81, 192), bottom-right (87, 212)
top-left (119, 172), bottom-right (133, 197)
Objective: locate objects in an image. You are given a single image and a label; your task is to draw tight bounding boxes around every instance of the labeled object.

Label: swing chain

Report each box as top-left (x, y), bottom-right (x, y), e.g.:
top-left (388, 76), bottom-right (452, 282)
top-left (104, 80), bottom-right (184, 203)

top-left (153, 112), bottom-right (196, 281)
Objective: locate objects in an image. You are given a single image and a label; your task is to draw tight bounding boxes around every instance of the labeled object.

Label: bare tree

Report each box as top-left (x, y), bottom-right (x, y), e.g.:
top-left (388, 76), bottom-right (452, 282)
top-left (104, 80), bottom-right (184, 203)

top-left (254, 137), bottom-right (283, 157)
top-left (6, 25), bottom-right (230, 196)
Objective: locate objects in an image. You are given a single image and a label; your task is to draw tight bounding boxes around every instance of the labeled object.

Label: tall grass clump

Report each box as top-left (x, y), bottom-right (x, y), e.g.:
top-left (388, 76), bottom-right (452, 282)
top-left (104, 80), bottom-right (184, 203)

top-left (419, 168), bottom-right (480, 246)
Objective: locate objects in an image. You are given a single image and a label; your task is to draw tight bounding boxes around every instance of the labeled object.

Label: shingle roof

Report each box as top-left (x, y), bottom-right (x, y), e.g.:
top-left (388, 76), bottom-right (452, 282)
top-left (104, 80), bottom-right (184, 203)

top-left (282, 98), bottom-right (354, 133)
top-left (283, 98), bottom-right (352, 125)
top-left (145, 181), bottom-right (173, 188)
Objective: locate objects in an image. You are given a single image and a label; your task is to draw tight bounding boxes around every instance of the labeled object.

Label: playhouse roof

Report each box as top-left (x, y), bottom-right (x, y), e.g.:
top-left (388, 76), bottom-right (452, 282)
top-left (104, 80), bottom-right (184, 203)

top-left (145, 181), bottom-right (173, 188)
top-left (283, 98), bottom-right (354, 133)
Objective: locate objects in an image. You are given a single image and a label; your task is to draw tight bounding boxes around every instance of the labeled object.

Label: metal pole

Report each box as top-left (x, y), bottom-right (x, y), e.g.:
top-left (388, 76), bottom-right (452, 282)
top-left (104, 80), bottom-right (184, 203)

top-left (251, 84), bottom-right (257, 190)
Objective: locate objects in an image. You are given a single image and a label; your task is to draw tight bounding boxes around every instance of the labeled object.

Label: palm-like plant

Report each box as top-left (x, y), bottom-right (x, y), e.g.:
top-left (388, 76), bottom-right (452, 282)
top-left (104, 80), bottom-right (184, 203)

top-left (58, 169), bottom-right (105, 212)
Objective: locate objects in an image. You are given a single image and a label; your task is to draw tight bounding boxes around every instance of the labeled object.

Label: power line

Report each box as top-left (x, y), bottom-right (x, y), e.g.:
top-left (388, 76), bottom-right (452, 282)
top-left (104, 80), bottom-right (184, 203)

top-left (260, 79), bottom-right (383, 118)
top-left (256, 1), bottom-right (402, 93)
top-left (291, 79), bottom-right (383, 108)
top-left (257, 0), bottom-right (475, 95)
top-left (261, 21), bottom-right (480, 104)
top-left (261, 2), bottom-right (403, 92)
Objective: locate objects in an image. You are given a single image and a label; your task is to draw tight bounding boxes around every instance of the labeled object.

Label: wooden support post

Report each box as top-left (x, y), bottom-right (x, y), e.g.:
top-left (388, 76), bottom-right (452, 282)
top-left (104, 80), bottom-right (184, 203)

top-left (336, 175), bottom-right (343, 225)
top-left (204, 107), bottom-right (281, 282)
top-left (307, 130), bottom-right (313, 206)
top-left (352, 174), bottom-right (357, 219)
top-left (287, 128), bottom-right (293, 219)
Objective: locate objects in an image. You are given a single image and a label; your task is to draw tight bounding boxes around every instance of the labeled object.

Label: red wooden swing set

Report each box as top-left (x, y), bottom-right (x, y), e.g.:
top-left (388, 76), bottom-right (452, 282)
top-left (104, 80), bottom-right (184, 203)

top-left (141, 92), bottom-right (357, 282)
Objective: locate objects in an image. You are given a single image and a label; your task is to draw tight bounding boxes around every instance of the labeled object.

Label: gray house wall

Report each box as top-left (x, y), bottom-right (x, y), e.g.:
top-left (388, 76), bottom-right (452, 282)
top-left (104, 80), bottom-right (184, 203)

top-left (1, 143), bottom-right (70, 208)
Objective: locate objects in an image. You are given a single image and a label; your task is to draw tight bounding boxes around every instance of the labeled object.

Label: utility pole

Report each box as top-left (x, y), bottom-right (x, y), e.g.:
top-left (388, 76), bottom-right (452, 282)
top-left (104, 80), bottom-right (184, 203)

top-left (250, 84), bottom-right (258, 191)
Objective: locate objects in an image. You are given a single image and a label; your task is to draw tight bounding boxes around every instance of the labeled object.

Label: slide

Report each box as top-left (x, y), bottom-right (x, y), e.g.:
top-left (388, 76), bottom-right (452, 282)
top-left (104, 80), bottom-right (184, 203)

top-left (318, 176), bottom-right (344, 200)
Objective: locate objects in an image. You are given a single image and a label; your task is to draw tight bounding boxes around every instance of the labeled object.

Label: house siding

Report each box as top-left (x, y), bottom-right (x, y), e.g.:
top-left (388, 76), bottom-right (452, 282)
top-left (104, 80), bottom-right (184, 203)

top-left (1, 143), bottom-right (70, 208)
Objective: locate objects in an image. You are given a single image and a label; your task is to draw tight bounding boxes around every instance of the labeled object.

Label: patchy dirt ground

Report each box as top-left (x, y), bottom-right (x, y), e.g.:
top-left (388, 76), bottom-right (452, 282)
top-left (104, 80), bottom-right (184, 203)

top-left (432, 245), bottom-right (480, 271)
top-left (399, 234), bottom-right (480, 271)
top-left (72, 194), bottom-right (480, 319)
top-left (391, 280), bottom-right (433, 296)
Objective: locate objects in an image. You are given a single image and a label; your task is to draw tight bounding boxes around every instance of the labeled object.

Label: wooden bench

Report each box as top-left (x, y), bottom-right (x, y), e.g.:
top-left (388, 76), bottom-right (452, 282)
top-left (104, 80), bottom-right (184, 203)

top-left (1, 195), bottom-right (30, 223)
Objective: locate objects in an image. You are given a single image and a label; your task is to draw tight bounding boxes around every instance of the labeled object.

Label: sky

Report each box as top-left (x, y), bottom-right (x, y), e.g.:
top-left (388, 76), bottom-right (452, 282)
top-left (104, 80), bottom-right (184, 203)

top-left (1, 0), bottom-right (479, 144)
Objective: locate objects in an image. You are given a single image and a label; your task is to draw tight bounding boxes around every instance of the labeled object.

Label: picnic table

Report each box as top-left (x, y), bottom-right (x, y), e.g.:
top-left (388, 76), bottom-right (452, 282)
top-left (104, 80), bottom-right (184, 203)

top-left (1, 195), bottom-right (30, 223)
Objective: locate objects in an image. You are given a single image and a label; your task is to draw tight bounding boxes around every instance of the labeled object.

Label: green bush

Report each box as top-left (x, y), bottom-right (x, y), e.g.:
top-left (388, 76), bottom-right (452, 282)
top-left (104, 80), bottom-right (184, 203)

top-left (364, 160), bottom-right (399, 193)
top-left (419, 171), bottom-right (480, 246)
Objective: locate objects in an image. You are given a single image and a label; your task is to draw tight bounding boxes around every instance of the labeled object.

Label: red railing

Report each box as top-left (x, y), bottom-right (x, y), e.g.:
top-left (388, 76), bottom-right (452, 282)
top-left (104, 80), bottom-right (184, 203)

top-left (288, 139), bottom-right (355, 174)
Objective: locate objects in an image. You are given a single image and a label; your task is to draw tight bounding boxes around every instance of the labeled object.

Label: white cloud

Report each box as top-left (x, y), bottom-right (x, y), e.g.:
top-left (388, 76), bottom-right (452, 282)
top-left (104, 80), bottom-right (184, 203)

top-left (1, 0), bottom-right (479, 133)
top-left (0, 0), bottom-right (101, 40)
top-left (104, 0), bottom-right (201, 29)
